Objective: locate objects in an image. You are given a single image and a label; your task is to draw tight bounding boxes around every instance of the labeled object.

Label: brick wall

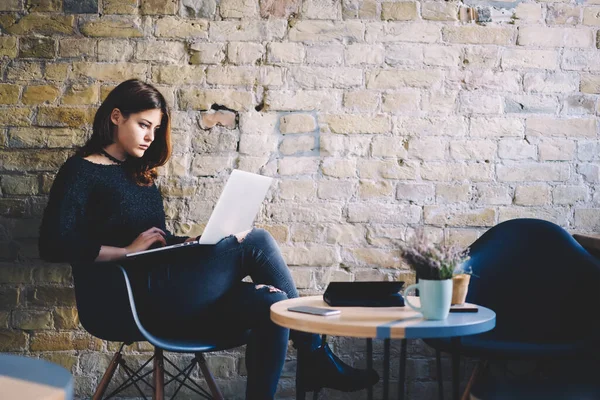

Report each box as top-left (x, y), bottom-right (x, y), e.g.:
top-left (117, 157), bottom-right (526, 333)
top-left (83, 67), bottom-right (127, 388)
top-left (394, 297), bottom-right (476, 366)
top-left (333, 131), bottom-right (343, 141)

top-left (0, 0), bottom-right (598, 398)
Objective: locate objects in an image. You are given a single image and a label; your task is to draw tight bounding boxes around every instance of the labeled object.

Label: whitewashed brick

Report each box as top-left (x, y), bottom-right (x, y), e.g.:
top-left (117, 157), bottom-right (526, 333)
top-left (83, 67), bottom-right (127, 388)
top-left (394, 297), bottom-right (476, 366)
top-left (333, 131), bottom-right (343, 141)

top-left (436, 184), bottom-right (471, 203)
top-left (583, 6), bottom-right (600, 25)
top-left (240, 112), bottom-right (278, 135)
top-left (322, 114), bottom-right (390, 134)
top-left (280, 136), bottom-right (317, 155)
top-left (278, 157), bottom-right (320, 175)
top-left (291, 67), bottom-right (363, 88)
top-left (227, 42), bottom-right (264, 65)
top-left (326, 224), bottom-right (367, 246)
top-left (320, 135), bottom-right (371, 157)
top-left (344, 90), bottom-right (380, 112)
top-left (305, 44), bottom-right (344, 65)
top-left (266, 90), bottom-right (341, 111)
top-left (206, 66), bottom-right (258, 85)
top-left (98, 40), bottom-right (133, 61)
top-left (538, 138), bottom-right (576, 161)
top-left (220, 0), bottom-right (258, 18)
top-left (382, 90), bottom-right (420, 113)
top-left (474, 184), bottom-right (512, 205)
top-left (371, 136), bottom-right (408, 158)
top-left (578, 164), bottom-right (600, 183)
top-left (463, 46), bottom-right (500, 68)
top-left (269, 202), bottom-right (342, 222)
top-left (561, 94), bottom-right (596, 115)
top-left (367, 225), bottom-right (407, 247)
top-left (347, 248), bottom-right (400, 268)
top-left (424, 206), bottom-right (496, 227)
top-left (515, 3), bottom-right (543, 22)
top-left (465, 70), bottom-right (521, 92)
top-left (396, 183), bottom-right (435, 203)
top-left (562, 50), bottom-right (600, 72)
top-left (526, 117), bottom-right (597, 138)
top-left (345, 44), bottom-right (385, 65)
top-left (504, 94), bottom-right (559, 114)
top-left (515, 184), bottom-right (550, 205)
top-left (497, 163), bottom-right (570, 181)
top-left (267, 43), bottom-right (304, 64)
top-left (366, 22), bottom-right (440, 43)
top-left (547, 4), bottom-right (581, 25)
top-left (281, 245), bottom-right (340, 265)
top-left (445, 228), bottom-right (480, 248)
top-left (423, 45), bottom-right (461, 67)
top-left (407, 137), bottom-right (446, 161)
top-left (421, 1), bottom-right (458, 21)
top-left (421, 163), bottom-right (493, 182)
top-left (289, 21), bottom-right (364, 42)
top-left (209, 20), bottom-right (287, 42)
top-left (578, 141), bottom-right (600, 161)
top-left (239, 134), bottom-right (278, 155)
top-left (459, 93), bottom-right (503, 114)
top-left (553, 185), bottom-right (588, 204)
top-left (357, 159), bottom-right (418, 180)
top-left (450, 140), bottom-right (496, 161)
top-left (396, 117), bottom-right (468, 136)
top-left (382, 2), bottom-right (418, 20)
top-left (348, 203), bottom-right (421, 223)
top-left (443, 26), bottom-right (515, 45)
top-left (523, 72), bottom-right (579, 93)
top-left (136, 41), bottom-right (186, 63)
top-left (385, 44), bottom-right (423, 66)
top-left (501, 49), bottom-right (559, 70)
top-left (321, 158), bottom-right (357, 178)
top-left (189, 42), bottom-right (226, 64)
top-left (317, 180), bottom-right (355, 200)
top-left (421, 90), bottom-right (458, 114)
top-left (280, 113), bottom-right (317, 134)
top-left (517, 26), bottom-right (594, 48)
top-left (358, 180), bottom-right (394, 199)
top-left (367, 69), bottom-right (443, 89)
top-left (498, 139), bottom-right (537, 160)
top-left (278, 180), bottom-right (316, 200)
top-left (191, 155), bottom-right (233, 176)
top-left (575, 209), bottom-right (600, 229)
top-left (302, 0), bottom-right (341, 19)
top-left (179, 89), bottom-right (254, 111)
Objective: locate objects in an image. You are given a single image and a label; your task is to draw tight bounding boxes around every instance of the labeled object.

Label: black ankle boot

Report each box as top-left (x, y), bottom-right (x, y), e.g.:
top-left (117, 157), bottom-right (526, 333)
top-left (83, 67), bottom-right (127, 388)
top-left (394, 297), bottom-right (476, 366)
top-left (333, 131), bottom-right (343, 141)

top-left (298, 343), bottom-right (379, 392)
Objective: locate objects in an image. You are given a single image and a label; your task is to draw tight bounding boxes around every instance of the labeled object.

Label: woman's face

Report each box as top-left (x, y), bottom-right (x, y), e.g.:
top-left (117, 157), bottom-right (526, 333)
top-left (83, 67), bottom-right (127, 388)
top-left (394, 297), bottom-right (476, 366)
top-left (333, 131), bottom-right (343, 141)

top-left (110, 108), bottom-right (162, 159)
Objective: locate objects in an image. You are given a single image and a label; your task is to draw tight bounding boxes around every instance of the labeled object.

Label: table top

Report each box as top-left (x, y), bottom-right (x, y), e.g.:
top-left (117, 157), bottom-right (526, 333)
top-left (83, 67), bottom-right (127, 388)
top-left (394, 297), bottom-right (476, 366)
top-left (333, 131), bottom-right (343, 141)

top-left (271, 296), bottom-right (496, 339)
top-left (0, 354), bottom-right (73, 400)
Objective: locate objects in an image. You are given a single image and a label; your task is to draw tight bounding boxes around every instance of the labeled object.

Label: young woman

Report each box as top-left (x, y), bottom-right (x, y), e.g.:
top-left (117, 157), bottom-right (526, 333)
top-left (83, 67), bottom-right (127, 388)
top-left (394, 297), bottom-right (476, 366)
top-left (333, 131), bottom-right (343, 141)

top-left (39, 79), bottom-right (378, 399)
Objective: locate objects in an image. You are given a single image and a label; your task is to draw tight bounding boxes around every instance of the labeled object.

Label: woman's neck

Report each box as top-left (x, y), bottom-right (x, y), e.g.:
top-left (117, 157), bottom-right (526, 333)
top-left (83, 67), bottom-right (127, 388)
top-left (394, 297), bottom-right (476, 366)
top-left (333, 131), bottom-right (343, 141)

top-left (102, 144), bottom-right (127, 163)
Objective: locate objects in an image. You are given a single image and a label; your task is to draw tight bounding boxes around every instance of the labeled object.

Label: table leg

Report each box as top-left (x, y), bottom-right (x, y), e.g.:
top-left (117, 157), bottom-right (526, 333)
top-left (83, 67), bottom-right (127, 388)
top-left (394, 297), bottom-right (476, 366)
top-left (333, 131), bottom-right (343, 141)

top-left (436, 349), bottom-right (444, 400)
top-left (451, 337), bottom-right (461, 400)
top-left (367, 338), bottom-right (373, 400)
top-left (383, 338), bottom-right (390, 400)
top-left (296, 346), bottom-right (306, 400)
top-left (398, 339), bottom-right (407, 400)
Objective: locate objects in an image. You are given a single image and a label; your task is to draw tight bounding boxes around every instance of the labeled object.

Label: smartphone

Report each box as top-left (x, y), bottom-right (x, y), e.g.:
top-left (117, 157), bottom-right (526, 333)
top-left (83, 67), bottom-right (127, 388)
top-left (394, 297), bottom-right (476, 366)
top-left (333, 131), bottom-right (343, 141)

top-left (288, 306), bottom-right (341, 316)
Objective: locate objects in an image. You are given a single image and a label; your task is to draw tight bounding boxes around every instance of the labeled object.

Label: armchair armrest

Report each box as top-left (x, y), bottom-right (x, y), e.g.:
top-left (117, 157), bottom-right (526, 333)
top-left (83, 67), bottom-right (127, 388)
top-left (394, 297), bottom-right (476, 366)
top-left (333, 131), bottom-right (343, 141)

top-left (573, 234), bottom-right (600, 259)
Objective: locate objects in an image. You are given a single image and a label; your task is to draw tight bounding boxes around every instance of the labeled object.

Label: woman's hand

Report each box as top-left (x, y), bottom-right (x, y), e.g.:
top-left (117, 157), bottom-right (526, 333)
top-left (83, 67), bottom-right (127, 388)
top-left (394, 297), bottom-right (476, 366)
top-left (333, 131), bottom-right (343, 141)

top-left (125, 227), bottom-right (167, 254)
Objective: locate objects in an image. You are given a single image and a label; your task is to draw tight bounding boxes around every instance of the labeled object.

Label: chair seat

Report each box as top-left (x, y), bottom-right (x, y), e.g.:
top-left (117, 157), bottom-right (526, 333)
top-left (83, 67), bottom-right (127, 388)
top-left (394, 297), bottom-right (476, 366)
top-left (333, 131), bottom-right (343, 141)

top-left (143, 329), bottom-right (251, 353)
top-left (424, 333), bottom-right (592, 360)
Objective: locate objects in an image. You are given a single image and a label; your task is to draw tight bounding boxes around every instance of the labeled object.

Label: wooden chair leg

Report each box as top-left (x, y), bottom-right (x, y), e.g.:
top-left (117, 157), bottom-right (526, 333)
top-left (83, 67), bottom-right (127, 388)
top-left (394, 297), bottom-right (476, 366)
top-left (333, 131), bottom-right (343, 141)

top-left (153, 348), bottom-right (164, 400)
top-left (93, 348), bottom-right (122, 400)
top-left (196, 353), bottom-right (225, 400)
top-left (461, 360), bottom-right (488, 400)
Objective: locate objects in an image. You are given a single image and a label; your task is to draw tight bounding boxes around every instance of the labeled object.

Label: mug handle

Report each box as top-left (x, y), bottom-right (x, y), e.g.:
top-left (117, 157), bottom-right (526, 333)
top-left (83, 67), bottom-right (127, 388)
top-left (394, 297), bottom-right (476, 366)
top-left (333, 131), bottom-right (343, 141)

top-left (404, 283), bottom-right (422, 312)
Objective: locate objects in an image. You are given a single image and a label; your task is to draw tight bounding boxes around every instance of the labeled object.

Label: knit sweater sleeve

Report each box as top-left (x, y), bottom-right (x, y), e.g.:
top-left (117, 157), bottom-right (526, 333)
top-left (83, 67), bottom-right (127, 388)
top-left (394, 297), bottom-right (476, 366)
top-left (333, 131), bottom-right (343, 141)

top-left (39, 158), bottom-right (102, 264)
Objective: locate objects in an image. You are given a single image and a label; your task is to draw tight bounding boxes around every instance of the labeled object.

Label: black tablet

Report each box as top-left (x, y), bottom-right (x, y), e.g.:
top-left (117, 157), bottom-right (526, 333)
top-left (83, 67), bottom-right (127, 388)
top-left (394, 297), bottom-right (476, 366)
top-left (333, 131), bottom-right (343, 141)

top-left (323, 281), bottom-right (405, 307)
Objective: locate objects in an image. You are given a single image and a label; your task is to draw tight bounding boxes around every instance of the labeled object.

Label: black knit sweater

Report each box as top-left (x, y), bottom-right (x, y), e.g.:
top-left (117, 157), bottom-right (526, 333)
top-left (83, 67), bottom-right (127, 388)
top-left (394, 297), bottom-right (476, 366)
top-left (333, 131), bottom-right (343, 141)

top-left (39, 156), bottom-right (186, 265)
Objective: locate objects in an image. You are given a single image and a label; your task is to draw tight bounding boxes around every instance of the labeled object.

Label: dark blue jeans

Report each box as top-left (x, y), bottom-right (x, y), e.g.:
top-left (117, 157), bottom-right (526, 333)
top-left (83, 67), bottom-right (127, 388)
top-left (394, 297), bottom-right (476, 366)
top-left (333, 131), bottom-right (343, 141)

top-left (139, 228), bottom-right (317, 400)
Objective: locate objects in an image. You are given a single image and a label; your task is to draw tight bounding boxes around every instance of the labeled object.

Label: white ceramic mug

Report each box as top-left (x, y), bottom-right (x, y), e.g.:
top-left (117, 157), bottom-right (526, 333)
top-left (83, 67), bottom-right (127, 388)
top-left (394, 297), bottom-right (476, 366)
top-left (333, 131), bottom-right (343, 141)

top-left (404, 279), bottom-right (453, 320)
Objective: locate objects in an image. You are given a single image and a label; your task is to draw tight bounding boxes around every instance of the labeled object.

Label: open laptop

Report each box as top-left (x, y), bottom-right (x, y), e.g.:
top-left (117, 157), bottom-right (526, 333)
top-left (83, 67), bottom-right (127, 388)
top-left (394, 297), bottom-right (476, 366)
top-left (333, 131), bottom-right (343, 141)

top-left (126, 170), bottom-right (273, 258)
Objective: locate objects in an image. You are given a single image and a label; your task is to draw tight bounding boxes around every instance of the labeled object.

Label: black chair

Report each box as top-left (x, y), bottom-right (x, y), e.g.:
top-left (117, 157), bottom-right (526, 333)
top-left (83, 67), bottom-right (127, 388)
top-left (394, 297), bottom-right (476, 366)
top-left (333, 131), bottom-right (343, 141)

top-left (72, 262), bottom-right (248, 400)
top-left (424, 218), bottom-right (600, 400)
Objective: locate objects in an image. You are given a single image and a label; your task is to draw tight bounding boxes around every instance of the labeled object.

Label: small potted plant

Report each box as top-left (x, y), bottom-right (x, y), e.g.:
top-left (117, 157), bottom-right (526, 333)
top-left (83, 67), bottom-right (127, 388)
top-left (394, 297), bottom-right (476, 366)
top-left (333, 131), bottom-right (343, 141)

top-left (400, 232), bottom-right (470, 319)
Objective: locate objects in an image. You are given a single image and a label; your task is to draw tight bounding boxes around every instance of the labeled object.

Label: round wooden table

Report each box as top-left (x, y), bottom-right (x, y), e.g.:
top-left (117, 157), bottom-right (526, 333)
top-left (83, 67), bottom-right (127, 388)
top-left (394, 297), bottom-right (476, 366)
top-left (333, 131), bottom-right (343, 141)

top-left (271, 296), bottom-right (496, 400)
top-left (0, 354), bottom-right (73, 400)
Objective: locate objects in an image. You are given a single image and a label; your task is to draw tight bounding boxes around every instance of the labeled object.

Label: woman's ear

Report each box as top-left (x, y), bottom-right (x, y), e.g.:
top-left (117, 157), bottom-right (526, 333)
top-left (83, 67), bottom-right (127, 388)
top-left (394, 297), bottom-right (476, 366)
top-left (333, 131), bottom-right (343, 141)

top-left (110, 108), bottom-right (121, 125)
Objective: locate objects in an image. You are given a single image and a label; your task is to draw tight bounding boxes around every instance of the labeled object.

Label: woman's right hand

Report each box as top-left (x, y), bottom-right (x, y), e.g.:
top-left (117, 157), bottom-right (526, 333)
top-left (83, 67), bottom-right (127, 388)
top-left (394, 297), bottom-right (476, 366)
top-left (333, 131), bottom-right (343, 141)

top-left (125, 227), bottom-right (167, 254)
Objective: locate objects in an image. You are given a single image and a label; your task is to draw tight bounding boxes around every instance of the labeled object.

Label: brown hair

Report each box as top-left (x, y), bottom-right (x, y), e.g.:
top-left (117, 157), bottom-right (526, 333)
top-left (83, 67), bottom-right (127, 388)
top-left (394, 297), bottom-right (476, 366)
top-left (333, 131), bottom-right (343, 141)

top-left (78, 79), bottom-right (172, 186)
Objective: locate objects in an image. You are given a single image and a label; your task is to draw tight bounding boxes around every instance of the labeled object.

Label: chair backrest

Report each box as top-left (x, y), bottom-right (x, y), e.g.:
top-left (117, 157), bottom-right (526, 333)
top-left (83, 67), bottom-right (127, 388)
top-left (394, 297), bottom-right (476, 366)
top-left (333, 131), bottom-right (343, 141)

top-left (71, 262), bottom-right (145, 343)
top-left (465, 218), bottom-right (600, 343)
